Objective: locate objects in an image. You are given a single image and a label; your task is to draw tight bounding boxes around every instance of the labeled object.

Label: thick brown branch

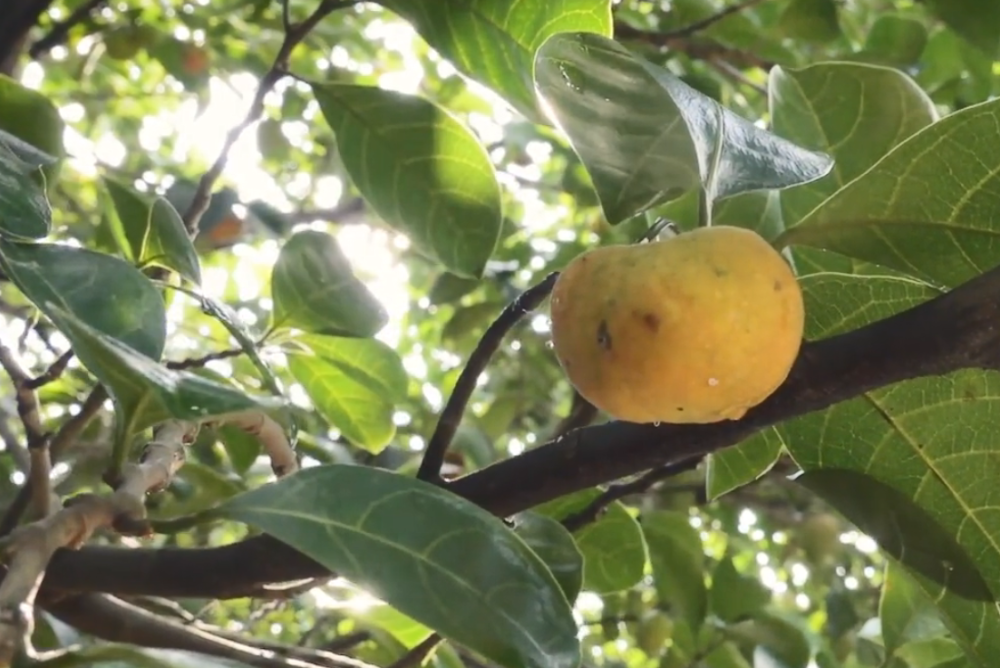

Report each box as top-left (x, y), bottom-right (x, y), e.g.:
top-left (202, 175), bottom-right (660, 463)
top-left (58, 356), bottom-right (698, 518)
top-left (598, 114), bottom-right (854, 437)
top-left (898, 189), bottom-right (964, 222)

top-left (35, 261), bottom-right (1000, 599)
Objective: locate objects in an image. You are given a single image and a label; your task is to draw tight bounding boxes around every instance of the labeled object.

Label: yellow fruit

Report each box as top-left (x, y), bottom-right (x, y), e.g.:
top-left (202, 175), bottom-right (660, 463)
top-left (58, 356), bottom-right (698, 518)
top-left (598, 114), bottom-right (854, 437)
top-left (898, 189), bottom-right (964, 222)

top-left (549, 225), bottom-right (804, 424)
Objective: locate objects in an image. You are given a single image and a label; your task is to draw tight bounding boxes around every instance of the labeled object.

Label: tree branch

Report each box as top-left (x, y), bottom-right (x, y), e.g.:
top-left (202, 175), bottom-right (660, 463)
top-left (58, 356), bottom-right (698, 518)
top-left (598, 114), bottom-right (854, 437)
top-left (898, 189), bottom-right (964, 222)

top-left (34, 259), bottom-right (1000, 600)
top-left (662, 0), bottom-right (768, 39)
top-left (181, 0), bottom-right (356, 237)
top-left (44, 593), bottom-right (376, 668)
top-left (27, 0), bottom-right (107, 59)
top-left (416, 273), bottom-right (559, 482)
top-left (613, 22), bottom-right (776, 70)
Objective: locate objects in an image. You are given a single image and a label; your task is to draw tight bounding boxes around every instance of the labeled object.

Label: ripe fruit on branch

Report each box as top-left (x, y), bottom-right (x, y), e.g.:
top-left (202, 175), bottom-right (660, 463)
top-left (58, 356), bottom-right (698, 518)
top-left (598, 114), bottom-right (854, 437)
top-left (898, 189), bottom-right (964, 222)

top-left (548, 225), bottom-right (804, 425)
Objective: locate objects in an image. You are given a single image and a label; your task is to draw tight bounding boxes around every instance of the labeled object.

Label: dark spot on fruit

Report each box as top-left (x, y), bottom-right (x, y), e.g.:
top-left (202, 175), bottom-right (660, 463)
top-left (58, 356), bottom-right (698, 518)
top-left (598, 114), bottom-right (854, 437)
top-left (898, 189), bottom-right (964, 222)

top-left (677, 407), bottom-right (684, 412)
top-left (597, 320), bottom-right (612, 351)
top-left (713, 266), bottom-right (728, 277)
top-left (641, 312), bottom-right (660, 332)
top-left (774, 280), bottom-right (783, 291)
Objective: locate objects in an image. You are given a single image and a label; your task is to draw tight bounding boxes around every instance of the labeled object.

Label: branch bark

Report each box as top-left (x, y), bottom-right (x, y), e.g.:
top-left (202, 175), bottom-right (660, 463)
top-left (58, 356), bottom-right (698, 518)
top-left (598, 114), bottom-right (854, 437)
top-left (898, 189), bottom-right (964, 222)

top-left (34, 260), bottom-right (1000, 599)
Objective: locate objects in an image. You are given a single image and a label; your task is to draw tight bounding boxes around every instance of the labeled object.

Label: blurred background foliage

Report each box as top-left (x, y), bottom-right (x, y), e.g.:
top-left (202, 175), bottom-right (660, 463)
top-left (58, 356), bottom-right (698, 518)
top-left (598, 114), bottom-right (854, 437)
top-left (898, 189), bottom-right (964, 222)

top-left (0, 0), bottom-right (996, 667)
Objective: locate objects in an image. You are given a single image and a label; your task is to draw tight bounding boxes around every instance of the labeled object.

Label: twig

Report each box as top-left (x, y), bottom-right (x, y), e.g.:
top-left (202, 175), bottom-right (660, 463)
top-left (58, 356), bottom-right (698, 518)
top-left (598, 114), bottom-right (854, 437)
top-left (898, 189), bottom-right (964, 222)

top-left (25, 350), bottom-right (74, 390)
top-left (0, 385), bottom-right (108, 538)
top-left (166, 346), bottom-right (244, 370)
top-left (416, 273), bottom-right (559, 483)
top-left (662, 0), bottom-right (769, 39)
top-left (182, 0), bottom-right (356, 236)
top-left (0, 420), bottom-right (198, 664)
top-left (0, 341), bottom-right (53, 521)
top-left (214, 411), bottom-right (298, 477)
top-left (318, 631), bottom-right (370, 653)
top-left (561, 456), bottom-right (704, 532)
top-left (45, 593), bottom-right (377, 668)
top-left (388, 634), bottom-right (442, 668)
top-left (27, 0), bottom-right (108, 59)
top-left (613, 22), bottom-right (776, 70)
top-left (549, 390), bottom-right (598, 439)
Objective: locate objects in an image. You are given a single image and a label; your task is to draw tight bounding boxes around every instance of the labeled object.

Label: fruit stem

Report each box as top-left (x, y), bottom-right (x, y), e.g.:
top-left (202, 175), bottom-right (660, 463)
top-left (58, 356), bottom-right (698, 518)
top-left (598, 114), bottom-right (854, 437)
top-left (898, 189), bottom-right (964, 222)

top-left (697, 186), bottom-right (713, 228)
top-left (641, 218), bottom-right (680, 243)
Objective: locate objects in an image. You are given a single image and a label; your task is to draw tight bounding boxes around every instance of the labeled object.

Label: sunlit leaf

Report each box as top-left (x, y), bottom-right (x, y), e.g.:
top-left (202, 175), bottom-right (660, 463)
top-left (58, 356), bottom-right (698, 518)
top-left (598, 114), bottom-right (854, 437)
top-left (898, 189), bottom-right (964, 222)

top-left (769, 61), bottom-right (937, 227)
top-left (286, 333), bottom-right (407, 453)
top-left (43, 305), bottom-right (283, 438)
top-left (380, 0), bottom-right (612, 122)
top-left (705, 428), bottom-right (784, 501)
top-left (271, 229), bottom-right (388, 337)
top-left (880, 561), bottom-right (950, 657)
top-left (0, 239), bottom-right (166, 360)
top-left (534, 32), bottom-right (832, 224)
top-left (779, 98), bottom-right (1000, 288)
top-left (310, 82), bottom-right (503, 278)
top-left (216, 464), bottom-right (581, 668)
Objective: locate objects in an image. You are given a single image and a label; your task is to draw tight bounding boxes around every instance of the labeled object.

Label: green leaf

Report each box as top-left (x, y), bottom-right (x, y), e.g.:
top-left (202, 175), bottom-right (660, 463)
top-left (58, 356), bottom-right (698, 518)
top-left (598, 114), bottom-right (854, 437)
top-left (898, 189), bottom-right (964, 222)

top-left (102, 177), bottom-right (202, 284)
top-left (735, 610), bottom-right (813, 668)
top-left (0, 130), bottom-right (52, 239)
top-left (380, 0), bottom-right (612, 123)
top-left (286, 333), bottom-right (407, 453)
top-left (775, 268), bottom-right (1000, 665)
top-left (513, 511), bottom-right (584, 604)
top-left (429, 272), bottom-right (481, 305)
top-left (922, 0), bottom-right (1000, 57)
top-left (794, 469), bottom-right (992, 601)
top-left (310, 83), bottom-right (502, 278)
top-left (880, 561), bottom-right (949, 657)
top-left (709, 557), bottom-right (772, 624)
top-left (705, 428), bottom-right (784, 501)
top-left (769, 62), bottom-right (937, 228)
top-left (0, 73), bottom-right (64, 184)
top-left (217, 423), bottom-right (261, 474)
top-left (642, 510), bottom-right (708, 631)
top-left (216, 464), bottom-right (581, 668)
top-left (43, 305), bottom-right (284, 437)
top-left (862, 15), bottom-right (930, 66)
top-left (356, 604), bottom-right (433, 649)
top-left (0, 239), bottom-right (166, 360)
top-left (779, 0), bottom-right (840, 43)
top-left (535, 488), bottom-right (646, 594)
top-left (534, 32), bottom-right (832, 225)
top-left (271, 229), bottom-right (388, 337)
top-left (779, 98), bottom-right (1000, 288)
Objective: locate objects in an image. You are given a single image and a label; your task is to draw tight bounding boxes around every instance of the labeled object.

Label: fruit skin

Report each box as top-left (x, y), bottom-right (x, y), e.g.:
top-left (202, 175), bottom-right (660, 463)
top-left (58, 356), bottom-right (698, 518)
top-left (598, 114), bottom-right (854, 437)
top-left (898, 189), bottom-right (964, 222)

top-left (549, 225), bottom-right (804, 425)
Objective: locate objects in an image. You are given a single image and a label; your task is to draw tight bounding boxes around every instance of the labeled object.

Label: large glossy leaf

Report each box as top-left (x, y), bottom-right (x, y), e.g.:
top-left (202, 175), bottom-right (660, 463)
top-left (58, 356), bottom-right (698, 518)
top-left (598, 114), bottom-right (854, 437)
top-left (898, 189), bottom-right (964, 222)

top-left (0, 239), bottom-right (166, 360)
top-left (102, 177), bottom-right (202, 284)
top-left (533, 32), bottom-right (832, 224)
top-left (44, 305), bottom-right (284, 438)
top-left (770, 62), bottom-right (938, 227)
top-left (779, 98), bottom-right (1000, 288)
top-left (705, 428), bottom-right (784, 501)
top-left (215, 464), bottom-right (581, 668)
top-left (310, 83), bottom-right (502, 278)
top-left (286, 333), bottom-right (407, 453)
top-left (535, 488), bottom-right (646, 594)
top-left (772, 266), bottom-right (1000, 666)
top-left (0, 130), bottom-right (52, 239)
top-left (642, 510), bottom-right (708, 631)
top-left (380, 0), bottom-right (612, 123)
top-left (271, 229), bottom-right (388, 337)
top-left (709, 557), bottom-right (772, 624)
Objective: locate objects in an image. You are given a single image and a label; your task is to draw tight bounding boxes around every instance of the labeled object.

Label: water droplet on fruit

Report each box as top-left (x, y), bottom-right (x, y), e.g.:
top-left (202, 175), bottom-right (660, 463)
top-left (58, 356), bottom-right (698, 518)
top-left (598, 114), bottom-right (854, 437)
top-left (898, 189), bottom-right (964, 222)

top-left (708, 378), bottom-right (719, 387)
top-left (653, 421), bottom-right (661, 427)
